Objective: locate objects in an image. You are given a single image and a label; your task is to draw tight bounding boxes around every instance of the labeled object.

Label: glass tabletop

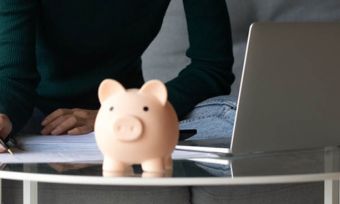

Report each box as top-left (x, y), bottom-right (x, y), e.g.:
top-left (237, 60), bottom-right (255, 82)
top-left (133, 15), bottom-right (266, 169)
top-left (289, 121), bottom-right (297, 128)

top-left (1, 146), bottom-right (340, 186)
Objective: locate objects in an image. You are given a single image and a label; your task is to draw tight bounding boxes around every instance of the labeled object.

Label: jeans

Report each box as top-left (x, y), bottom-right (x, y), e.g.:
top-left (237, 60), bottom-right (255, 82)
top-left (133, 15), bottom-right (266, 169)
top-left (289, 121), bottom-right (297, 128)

top-left (180, 95), bottom-right (237, 145)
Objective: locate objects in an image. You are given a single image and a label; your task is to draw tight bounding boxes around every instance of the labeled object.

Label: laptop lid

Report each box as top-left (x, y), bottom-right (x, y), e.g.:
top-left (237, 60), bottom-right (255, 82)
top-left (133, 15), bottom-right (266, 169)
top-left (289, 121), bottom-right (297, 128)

top-left (231, 22), bottom-right (340, 154)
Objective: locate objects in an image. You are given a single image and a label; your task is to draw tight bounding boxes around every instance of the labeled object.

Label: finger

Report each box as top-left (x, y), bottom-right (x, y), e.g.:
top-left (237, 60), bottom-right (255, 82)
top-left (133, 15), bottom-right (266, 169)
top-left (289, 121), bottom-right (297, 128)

top-left (51, 116), bottom-right (78, 135)
top-left (41, 109), bottom-right (72, 126)
top-left (0, 115), bottom-right (12, 139)
top-left (41, 115), bottom-right (71, 135)
top-left (0, 124), bottom-right (4, 138)
top-left (72, 108), bottom-right (89, 118)
top-left (0, 145), bottom-right (6, 153)
top-left (0, 126), bottom-right (10, 139)
top-left (68, 125), bottom-right (93, 135)
top-left (0, 125), bottom-right (8, 153)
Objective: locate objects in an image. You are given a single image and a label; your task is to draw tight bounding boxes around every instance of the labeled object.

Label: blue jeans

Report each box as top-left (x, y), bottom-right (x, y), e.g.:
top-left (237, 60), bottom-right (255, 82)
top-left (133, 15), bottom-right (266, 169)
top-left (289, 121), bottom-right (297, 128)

top-left (180, 95), bottom-right (237, 146)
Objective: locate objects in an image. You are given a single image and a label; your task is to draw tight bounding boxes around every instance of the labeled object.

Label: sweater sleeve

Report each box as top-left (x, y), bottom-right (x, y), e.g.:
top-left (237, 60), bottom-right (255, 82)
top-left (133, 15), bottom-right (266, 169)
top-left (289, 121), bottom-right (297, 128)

top-left (166, 0), bottom-right (235, 119)
top-left (0, 0), bottom-right (39, 135)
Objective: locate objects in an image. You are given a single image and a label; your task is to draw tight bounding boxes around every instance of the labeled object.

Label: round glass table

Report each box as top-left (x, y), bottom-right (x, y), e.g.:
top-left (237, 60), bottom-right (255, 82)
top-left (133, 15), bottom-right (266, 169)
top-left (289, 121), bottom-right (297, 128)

top-left (1, 146), bottom-right (340, 204)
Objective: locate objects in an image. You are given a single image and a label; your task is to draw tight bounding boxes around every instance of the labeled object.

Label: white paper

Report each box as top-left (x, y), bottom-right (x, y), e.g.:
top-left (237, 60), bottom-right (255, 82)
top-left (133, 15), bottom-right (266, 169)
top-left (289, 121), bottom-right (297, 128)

top-left (0, 132), bottom-right (218, 163)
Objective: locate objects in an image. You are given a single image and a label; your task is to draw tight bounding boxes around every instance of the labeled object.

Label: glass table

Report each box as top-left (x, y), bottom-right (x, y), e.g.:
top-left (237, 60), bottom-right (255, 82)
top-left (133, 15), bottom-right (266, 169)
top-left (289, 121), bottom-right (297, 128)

top-left (1, 146), bottom-right (340, 204)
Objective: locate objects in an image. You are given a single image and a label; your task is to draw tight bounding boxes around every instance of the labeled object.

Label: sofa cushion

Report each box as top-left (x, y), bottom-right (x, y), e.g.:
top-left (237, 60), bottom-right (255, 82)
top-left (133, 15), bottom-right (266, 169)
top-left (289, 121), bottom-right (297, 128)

top-left (2, 180), bottom-right (191, 204)
top-left (191, 182), bottom-right (323, 204)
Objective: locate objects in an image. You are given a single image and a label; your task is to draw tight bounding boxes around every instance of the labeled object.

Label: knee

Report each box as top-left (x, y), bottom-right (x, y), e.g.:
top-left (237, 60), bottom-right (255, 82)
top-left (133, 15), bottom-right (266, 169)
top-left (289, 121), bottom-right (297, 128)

top-left (180, 95), bottom-right (237, 140)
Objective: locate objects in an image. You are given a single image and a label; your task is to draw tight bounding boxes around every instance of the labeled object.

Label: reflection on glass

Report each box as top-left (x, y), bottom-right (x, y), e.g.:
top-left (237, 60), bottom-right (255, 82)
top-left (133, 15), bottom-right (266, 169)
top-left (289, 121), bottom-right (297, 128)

top-left (1, 160), bottom-right (231, 178)
top-left (3, 146), bottom-right (340, 179)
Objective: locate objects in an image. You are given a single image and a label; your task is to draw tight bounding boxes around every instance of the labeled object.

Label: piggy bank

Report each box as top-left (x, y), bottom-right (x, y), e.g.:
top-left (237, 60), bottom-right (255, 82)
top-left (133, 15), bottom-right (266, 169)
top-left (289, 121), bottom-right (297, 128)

top-left (94, 79), bottom-right (179, 173)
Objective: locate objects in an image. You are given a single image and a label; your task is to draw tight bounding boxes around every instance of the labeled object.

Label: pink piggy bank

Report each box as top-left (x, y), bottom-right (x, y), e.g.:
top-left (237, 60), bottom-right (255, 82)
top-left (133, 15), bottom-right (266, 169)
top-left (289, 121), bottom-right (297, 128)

top-left (94, 79), bottom-right (179, 173)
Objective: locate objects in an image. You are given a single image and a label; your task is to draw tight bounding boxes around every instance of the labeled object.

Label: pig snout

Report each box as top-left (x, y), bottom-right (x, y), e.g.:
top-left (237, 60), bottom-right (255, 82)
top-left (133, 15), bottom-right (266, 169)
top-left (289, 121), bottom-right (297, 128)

top-left (113, 116), bottom-right (143, 141)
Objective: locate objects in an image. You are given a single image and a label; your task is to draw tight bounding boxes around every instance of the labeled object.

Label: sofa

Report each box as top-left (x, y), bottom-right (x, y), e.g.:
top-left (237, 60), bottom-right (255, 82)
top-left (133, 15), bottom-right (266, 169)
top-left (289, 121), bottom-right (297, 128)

top-left (3, 0), bottom-right (340, 203)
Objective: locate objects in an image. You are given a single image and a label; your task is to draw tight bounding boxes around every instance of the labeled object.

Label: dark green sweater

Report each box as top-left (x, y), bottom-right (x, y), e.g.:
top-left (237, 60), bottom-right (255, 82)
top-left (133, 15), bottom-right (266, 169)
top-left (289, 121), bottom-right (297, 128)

top-left (0, 0), bottom-right (234, 134)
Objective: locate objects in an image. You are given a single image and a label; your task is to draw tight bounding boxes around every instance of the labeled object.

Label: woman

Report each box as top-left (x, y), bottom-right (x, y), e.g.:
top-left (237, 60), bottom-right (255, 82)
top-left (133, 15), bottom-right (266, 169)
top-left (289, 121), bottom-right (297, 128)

top-left (0, 0), bottom-right (235, 151)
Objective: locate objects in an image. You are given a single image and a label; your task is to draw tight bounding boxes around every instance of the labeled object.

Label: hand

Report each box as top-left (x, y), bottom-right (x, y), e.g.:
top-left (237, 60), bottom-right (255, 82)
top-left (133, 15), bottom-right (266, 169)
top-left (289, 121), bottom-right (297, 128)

top-left (41, 108), bottom-right (98, 135)
top-left (0, 114), bottom-right (12, 153)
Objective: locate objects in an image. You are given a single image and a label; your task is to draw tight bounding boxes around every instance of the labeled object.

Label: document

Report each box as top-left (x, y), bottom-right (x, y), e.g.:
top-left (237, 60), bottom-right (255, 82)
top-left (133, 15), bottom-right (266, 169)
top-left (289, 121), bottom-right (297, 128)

top-left (0, 132), bottom-right (218, 163)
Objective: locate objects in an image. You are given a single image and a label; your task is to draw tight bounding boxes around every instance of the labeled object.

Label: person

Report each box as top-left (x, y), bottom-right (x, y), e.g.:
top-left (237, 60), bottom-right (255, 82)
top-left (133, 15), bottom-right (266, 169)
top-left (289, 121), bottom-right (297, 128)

top-left (0, 0), bottom-right (235, 154)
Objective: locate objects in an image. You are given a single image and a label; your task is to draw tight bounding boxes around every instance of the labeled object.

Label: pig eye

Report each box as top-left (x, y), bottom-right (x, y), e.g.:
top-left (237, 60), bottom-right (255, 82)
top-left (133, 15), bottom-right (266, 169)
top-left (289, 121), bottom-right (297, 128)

top-left (143, 106), bottom-right (149, 112)
top-left (109, 106), bottom-right (114, 111)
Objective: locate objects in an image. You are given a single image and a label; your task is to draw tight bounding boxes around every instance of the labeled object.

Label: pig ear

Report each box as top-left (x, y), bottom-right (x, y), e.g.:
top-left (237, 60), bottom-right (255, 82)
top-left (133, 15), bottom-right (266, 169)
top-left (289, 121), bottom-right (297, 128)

top-left (98, 79), bottom-right (125, 104)
top-left (139, 80), bottom-right (167, 106)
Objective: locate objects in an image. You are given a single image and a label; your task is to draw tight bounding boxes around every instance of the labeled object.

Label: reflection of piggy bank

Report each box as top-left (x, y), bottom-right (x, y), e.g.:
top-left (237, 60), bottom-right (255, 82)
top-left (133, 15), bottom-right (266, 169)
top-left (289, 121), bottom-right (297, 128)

top-left (94, 79), bottom-right (179, 173)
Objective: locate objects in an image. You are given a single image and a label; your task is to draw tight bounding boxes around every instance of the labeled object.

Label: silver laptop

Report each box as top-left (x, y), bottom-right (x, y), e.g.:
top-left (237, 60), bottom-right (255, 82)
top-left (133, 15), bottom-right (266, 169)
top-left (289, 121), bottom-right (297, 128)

top-left (231, 22), bottom-right (340, 154)
top-left (178, 22), bottom-right (340, 155)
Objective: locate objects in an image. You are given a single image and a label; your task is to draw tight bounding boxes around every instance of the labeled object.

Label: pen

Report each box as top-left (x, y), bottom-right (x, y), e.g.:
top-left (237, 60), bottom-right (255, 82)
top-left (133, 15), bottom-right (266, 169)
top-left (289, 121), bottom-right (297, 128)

top-left (0, 138), bottom-right (13, 155)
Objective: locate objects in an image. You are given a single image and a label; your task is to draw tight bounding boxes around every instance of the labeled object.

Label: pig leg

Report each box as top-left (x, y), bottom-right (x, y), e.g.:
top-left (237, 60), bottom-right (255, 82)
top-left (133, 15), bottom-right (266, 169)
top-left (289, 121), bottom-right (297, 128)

top-left (103, 157), bottom-right (130, 172)
top-left (141, 158), bottom-right (164, 172)
top-left (164, 155), bottom-right (173, 170)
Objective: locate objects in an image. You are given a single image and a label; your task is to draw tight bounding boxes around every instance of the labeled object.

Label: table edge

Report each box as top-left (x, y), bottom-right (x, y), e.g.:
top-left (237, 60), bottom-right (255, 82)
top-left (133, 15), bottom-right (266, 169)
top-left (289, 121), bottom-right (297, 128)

top-left (1, 170), bottom-right (339, 186)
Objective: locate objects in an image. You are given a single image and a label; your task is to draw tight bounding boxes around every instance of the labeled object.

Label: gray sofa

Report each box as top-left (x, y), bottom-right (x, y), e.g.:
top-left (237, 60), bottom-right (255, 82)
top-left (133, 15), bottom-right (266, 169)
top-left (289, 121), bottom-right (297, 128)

top-left (3, 0), bottom-right (340, 203)
top-left (143, 0), bottom-right (340, 97)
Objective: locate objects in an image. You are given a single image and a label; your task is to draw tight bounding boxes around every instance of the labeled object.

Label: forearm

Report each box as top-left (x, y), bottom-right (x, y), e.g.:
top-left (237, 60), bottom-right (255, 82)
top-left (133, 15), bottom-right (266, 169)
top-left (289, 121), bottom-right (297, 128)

top-left (0, 0), bottom-right (38, 134)
top-left (0, 77), bottom-right (37, 135)
top-left (166, 58), bottom-right (234, 119)
top-left (166, 0), bottom-right (234, 119)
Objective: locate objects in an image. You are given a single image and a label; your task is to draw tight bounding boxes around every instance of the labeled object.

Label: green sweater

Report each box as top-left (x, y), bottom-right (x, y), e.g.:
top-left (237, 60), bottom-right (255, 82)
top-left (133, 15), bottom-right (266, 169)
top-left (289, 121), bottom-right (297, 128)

top-left (0, 0), bottom-right (234, 134)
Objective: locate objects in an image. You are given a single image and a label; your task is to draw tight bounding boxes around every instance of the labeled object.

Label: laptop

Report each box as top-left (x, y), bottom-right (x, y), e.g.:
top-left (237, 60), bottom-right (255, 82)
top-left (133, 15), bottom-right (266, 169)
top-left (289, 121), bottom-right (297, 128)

top-left (178, 22), bottom-right (340, 155)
